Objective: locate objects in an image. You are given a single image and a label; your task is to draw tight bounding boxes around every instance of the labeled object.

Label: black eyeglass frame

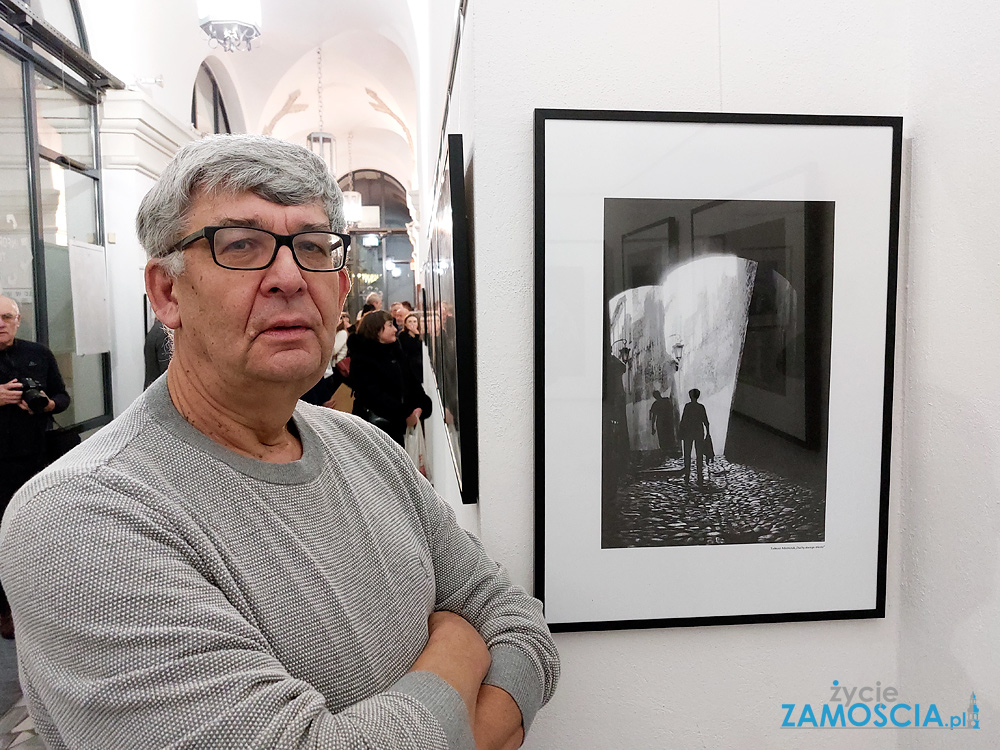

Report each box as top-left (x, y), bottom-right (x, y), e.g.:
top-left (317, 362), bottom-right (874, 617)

top-left (175, 226), bottom-right (352, 272)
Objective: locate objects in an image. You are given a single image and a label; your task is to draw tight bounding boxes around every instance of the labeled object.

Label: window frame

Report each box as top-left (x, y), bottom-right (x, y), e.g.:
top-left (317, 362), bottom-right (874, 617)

top-left (1, 0), bottom-right (114, 434)
top-left (191, 62), bottom-right (231, 135)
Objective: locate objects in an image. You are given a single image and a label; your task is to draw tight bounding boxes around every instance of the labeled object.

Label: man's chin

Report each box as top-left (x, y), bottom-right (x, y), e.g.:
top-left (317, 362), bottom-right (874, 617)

top-left (248, 351), bottom-right (327, 387)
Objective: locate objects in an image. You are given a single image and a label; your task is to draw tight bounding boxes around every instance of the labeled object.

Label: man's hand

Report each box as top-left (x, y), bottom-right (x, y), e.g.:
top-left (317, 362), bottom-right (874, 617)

top-left (0, 379), bottom-right (23, 406)
top-left (17, 389), bottom-right (54, 413)
top-left (409, 611), bottom-right (490, 723)
top-left (473, 684), bottom-right (524, 750)
top-left (406, 408), bottom-right (422, 428)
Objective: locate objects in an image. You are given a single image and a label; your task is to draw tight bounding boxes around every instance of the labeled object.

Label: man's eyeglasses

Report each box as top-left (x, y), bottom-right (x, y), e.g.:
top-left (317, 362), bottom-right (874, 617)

top-left (175, 226), bottom-right (351, 272)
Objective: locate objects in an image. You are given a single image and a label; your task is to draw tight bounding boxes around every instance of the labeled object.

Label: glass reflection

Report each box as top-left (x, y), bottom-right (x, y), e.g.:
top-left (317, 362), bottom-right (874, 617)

top-left (0, 49), bottom-right (36, 341)
top-left (34, 70), bottom-right (94, 168)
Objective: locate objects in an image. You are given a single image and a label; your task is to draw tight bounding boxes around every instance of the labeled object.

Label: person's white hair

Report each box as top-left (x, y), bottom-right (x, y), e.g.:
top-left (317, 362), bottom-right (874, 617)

top-left (136, 134), bottom-right (345, 277)
top-left (0, 295), bottom-right (20, 316)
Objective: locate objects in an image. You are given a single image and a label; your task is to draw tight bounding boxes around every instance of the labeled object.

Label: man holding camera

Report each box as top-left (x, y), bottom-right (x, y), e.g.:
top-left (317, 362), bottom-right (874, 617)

top-left (0, 294), bottom-right (69, 638)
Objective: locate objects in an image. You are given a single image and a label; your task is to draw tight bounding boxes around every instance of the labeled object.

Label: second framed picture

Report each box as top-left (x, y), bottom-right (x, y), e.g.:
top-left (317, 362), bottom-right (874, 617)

top-left (534, 109), bottom-right (901, 631)
top-left (427, 134), bottom-right (479, 504)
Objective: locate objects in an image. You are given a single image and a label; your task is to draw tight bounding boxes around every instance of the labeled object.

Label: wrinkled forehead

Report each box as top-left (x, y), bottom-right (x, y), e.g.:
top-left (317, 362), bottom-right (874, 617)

top-left (185, 186), bottom-right (329, 226)
top-left (0, 298), bottom-right (19, 318)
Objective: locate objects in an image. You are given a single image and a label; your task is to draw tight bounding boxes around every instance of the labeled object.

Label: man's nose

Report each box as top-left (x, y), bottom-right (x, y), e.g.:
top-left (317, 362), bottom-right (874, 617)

top-left (262, 244), bottom-right (307, 295)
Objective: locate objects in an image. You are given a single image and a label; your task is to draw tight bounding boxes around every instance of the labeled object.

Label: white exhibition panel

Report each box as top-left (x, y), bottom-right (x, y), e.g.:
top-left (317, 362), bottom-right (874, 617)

top-left (542, 118), bottom-right (894, 625)
top-left (68, 240), bottom-right (112, 355)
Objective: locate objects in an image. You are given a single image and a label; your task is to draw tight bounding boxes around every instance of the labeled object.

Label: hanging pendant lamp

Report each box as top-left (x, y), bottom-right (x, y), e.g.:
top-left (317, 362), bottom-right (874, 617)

top-left (306, 47), bottom-right (336, 175)
top-left (342, 131), bottom-right (363, 225)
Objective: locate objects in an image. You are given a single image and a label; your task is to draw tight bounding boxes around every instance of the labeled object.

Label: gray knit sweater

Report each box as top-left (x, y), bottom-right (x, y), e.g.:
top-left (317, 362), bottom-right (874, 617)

top-left (0, 379), bottom-right (559, 749)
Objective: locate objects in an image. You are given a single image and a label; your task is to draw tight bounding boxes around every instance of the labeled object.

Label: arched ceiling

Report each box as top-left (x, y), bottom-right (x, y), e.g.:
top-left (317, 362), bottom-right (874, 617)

top-left (260, 31), bottom-right (416, 186)
top-left (214, 0), bottom-right (419, 189)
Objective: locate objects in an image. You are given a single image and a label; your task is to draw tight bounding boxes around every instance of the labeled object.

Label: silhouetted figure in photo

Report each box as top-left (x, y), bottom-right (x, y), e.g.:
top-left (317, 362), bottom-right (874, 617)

top-left (649, 390), bottom-right (677, 459)
top-left (679, 388), bottom-right (710, 485)
top-left (602, 353), bottom-right (629, 504)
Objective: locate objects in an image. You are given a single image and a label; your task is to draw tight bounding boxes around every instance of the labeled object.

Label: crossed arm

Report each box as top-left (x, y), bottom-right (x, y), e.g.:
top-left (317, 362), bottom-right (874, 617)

top-left (410, 611), bottom-right (524, 750)
top-left (1, 416), bottom-right (558, 749)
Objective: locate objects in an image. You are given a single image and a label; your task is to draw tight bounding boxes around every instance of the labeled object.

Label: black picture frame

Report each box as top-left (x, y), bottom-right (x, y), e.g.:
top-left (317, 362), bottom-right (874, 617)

top-left (534, 109), bottom-right (901, 631)
top-left (426, 134), bottom-right (479, 504)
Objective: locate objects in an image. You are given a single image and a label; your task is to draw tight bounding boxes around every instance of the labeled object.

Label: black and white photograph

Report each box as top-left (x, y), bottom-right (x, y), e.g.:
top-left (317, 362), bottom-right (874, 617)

top-left (425, 134), bottom-right (479, 503)
top-left (601, 198), bottom-right (834, 549)
top-left (535, 109), bottom-right (901, 630)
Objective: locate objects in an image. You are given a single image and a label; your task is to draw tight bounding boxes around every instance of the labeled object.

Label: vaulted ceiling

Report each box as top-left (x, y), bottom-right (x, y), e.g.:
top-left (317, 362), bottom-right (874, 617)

top-left (205, 0), bottom-right (420, 189)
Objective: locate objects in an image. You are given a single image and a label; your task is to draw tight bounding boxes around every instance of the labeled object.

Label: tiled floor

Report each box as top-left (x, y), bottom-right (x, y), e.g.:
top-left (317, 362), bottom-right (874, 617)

top-left (0, 641), bottom-right (42, 748)
top-left (0, 695), bottom-right (43, 748)
top-left (0, 641), bottom-right (20, 717)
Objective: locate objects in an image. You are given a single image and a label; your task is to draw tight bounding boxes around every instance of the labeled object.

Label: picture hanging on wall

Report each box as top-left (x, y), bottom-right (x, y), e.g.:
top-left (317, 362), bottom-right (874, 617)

top-left (534, 109), bottom-right (901, 631)
top-left (426, 133), bottom-right (479, 504)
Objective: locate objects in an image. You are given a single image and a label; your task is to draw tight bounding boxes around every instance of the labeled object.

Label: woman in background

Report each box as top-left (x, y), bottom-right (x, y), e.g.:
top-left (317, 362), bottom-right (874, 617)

top-left (349, 310), bottom-right (431, 445)
top-left (301, 312), bottom-right (352, 406)
top-left (333, 312), bottom-right (351, 366)
top-left (397, 312), bottom-right (423, 385)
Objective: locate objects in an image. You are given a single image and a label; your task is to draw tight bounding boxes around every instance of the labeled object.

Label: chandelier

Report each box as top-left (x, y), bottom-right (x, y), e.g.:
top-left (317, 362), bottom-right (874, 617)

top-left (197, 0), bottom-right (262, 52)
top-left (306, 47), bottom-right (336, 174)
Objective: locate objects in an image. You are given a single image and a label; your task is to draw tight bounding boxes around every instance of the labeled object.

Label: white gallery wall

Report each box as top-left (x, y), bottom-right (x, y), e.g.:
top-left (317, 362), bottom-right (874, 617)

top-left (78, 0), bottom-right (219, 121)
top-left (899, 0), bottom-right (1000, 744)
top-left (463, 0), bottom-right (998, 748)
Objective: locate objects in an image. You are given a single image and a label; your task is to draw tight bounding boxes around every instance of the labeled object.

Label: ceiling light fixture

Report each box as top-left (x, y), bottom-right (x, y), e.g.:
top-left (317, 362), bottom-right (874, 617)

top-left (198, 0), bottom-right (260, 52)
top-left (197, 0), bottom-right (262, 52)
top-left (343, 132), bottom-right (363, 226)
top-left (306, 46), bottom-right (336, 175)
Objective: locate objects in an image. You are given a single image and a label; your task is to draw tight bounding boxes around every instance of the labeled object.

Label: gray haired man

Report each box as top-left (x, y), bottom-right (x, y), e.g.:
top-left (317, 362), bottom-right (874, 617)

top-left (0, 135), bottom-right (558, 749)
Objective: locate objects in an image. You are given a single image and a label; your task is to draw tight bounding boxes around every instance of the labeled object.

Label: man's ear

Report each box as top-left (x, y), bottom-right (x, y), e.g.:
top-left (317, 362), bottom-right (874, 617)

top-left (145, 260), bottom-right (181, 330)
top-left (336, 267), bottom-right (352, 312)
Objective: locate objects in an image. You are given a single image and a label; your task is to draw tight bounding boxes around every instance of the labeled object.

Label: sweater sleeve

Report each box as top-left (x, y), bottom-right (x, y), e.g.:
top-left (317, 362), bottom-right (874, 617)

top-left (395, 448), bottom-right (560, 733)
top-left (0, 477), bottom-right (472, 750)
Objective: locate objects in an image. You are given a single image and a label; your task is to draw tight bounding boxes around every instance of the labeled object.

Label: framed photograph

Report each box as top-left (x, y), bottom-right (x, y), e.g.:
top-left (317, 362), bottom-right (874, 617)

top-left (427, 134), bottom-right (479, 504)
top-left (534, 109), bottom-right (901, 631)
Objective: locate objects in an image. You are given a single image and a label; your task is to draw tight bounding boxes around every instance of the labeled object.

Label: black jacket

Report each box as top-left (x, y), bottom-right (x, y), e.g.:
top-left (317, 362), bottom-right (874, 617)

top-left (143, 319), bottom-right (171, 389)
top-left (348, 334), bottom-right (431, 444)
top-left (0, 339), bottom-right (70, 462)
top-left (397, 331), bottom-right (424, 385)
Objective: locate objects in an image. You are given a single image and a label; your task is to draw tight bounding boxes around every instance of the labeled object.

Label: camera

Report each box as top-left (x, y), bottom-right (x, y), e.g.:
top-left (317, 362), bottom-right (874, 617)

top-left (20, 377), bottom-right (49, 414)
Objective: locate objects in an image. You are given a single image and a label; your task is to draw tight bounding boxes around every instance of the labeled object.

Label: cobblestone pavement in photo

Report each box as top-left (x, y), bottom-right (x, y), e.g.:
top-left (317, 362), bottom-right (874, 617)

top-left (603, 456), bottom-right (825, 548)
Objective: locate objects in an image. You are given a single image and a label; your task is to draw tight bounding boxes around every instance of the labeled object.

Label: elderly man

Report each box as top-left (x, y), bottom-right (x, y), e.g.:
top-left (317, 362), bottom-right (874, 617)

top-left (0, 295), bottom-right (69, 638)
top-left (0, 135), bottom-right (558, 749)
top-left (391, 300), bottom-right (413, 330)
